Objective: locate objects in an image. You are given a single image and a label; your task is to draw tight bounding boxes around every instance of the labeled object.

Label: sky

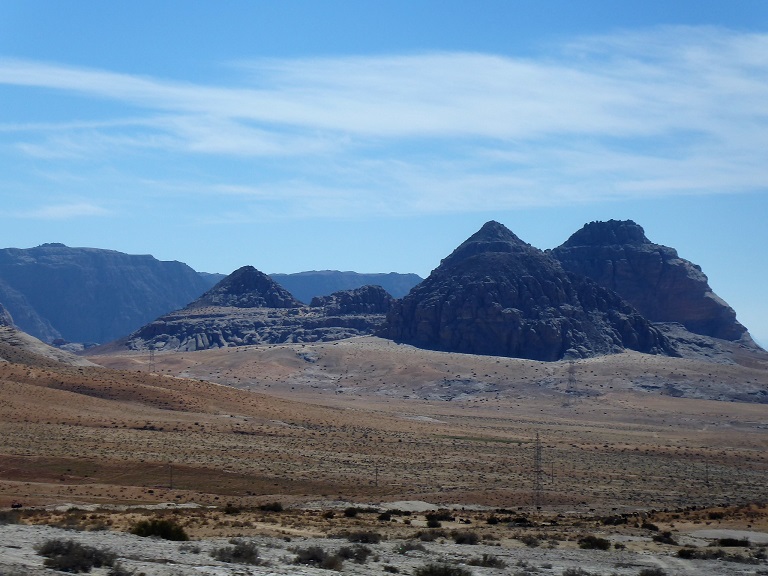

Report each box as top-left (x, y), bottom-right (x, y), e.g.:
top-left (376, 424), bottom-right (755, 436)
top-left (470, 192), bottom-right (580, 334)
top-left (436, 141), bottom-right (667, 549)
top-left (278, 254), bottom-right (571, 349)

top-left (1, 1), bottom-right (767, 346)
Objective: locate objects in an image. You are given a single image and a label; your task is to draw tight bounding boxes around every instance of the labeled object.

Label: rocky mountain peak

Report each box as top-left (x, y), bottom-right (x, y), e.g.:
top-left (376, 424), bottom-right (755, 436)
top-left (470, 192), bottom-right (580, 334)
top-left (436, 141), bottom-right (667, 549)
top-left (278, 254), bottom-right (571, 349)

top-left (552, 220), bottom-right (749, 342)
top-left (384, 222), bottom-right (674, 361)
top-left (559, 219), bottom-right (650, 248)
top-left (186, 265), bottom-right (303, 309)
top-left (441, 220), bottom-right (532, 267)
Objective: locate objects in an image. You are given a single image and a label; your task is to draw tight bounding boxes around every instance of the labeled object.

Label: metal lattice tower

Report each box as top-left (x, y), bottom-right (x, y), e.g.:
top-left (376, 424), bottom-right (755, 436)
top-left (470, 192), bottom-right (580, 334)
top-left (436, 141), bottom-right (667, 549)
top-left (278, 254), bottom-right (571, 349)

top-left (533, 432), bottom-right (543, 509)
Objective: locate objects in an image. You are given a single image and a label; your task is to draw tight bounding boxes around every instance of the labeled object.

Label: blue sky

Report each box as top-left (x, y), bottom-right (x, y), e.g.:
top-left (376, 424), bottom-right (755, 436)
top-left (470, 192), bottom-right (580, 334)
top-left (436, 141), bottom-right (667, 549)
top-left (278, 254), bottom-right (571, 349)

top-left (1, 1), bottom-right (767, 345)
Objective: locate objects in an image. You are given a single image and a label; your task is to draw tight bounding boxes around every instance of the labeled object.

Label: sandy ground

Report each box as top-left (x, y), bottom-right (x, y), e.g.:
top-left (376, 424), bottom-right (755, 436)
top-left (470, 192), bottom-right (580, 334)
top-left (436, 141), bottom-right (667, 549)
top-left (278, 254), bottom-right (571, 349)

top-left (2, 335), bottom-right (768, 573)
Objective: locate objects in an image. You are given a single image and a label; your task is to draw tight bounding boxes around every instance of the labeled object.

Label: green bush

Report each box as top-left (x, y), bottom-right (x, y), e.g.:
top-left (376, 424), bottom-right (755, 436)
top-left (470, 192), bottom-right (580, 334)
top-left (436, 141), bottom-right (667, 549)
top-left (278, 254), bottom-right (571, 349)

top-left (413, 562), bottom-right (472, 576)
top-left (578, 535), bottom-right (611, 550)
top-left (37, 539), bottom-right (116, 573)
top-left (130, 517), bottom-right (189, 541)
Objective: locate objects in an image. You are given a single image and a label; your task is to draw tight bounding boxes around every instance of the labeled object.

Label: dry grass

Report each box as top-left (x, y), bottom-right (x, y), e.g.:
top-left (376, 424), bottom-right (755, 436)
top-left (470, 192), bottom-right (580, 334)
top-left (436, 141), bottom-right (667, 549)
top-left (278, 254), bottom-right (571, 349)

top-left (0, 337), bottom-right (766, 516)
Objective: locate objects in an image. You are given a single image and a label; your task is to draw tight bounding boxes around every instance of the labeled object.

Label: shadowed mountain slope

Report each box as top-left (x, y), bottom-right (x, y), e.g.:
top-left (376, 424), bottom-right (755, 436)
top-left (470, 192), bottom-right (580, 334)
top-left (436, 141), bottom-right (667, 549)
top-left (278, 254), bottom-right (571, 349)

top-left (383, 221), bottom-right (676, 361)
top-left (551, 220), bottom-right (752, 343)
top-left (0, 244), bottom-right (219, 344)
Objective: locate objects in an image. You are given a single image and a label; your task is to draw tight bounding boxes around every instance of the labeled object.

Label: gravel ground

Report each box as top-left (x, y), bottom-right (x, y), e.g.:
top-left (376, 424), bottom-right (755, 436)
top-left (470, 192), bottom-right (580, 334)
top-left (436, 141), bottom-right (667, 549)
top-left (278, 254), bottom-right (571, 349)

top-left (2, 522), bottom-right (768, 576)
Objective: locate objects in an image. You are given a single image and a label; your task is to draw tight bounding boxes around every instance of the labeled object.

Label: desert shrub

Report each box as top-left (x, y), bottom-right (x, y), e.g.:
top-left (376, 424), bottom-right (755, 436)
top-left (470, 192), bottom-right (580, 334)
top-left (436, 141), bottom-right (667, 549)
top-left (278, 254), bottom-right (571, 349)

top-left (563, 569), bottom-right (594, 576)
top-left (715, 537), bottom-right (750, 547)
top-left (413, 562), bottom-right (472, 576)
top-left (222, 502), bottom-right (240, 514)
top-left (578, 535), bottom-right (611, 550)
top-left (383, 565), bottom-right (400, 573)
top-left (323, 510), bottom-right (335, 519)
top-left (0, 510), bottom-right (21, 524)
top-left (641, 522), bottom-right (659, 531)
top-left (179, 543), bottom-right (201, 554)
top-left (37, 539), bottom-right (116, 573)
top-left (451, 531), bottom-right (479, 545)
top-left (378, 511), bottom-right (392, 521)
top-left (426, 518), bottom-right (442, 528)
top-left (678, 547), bottom-right (725, 560)
top-left (652, 531), bottom-right (677, 545)
top-left (130, 517), bottom-right (189, 541)
top-left (416, 529), bottom-right (446, 541)
top-left (293, 546), bottom-right (343, 570)
top-left (638, 569), bottom-right (667, 576)
top-left (519, 534), bottom-right (540, 547)
top-left (337, 544), bottom-right (371, 564)
top-left (107, 562), bottom-right (136, 576)
top-left (486, 514), bottom-right (500, 525)
top-left (343, 506), bottom-right (359, 518)
top-left (708, 511), bottom-right (725, 520)
top-left (467, 553), bottom-right (506, 568)
top-left (397, 541), bottom-right (427, 554)
top-left (426, 511), bottom-right (454, 522)
top-left (602, 515), bottom-right (628, 526)
top-left (258, 501), bottom-right (283, 512)
top-left (344, 530), bottom-right (382, 543)
top-left (211, 539), bottom-right (262, 565)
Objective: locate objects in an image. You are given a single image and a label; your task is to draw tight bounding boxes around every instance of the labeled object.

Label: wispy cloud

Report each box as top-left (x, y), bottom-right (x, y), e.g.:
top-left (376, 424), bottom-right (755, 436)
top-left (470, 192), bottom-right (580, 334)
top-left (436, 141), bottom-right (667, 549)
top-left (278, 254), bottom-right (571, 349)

top-left (0, 25), bottom-right (766, 218)
top-left (15, 202), bottom-right (112, 220)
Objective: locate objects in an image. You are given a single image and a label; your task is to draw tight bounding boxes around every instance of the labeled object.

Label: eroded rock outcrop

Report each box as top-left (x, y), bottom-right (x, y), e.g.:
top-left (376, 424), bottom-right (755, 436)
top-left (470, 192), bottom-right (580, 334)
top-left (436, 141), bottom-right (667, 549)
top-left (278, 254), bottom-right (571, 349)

top-left (551, 220), bottom-right (750, 342)
top-left (117, 272), bottom-right (390, 352)
top-left (310, 285), bottom-right (394, 315)
top-left (383, 221), bottom-right (675, 361)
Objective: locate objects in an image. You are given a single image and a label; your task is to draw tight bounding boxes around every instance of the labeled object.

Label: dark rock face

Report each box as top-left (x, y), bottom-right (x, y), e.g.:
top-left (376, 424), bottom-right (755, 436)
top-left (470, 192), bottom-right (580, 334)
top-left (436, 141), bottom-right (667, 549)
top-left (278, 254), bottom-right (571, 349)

top-left (310, 285), bottom-right (394, 315)
top-left (271, 271), bottom-right (422, 303)
top-left (0, 244), bottom-right (219, 344)
top-left (383, 221), bottom-right (675, 361)
top-left (0, 302), bottom-right (13, 327)
top-left (551, 220), bottom-right (749, 342)
top-left (187, 266), bottom-right (302, 309)
top-left (119, 272), bottom-right (390, 352)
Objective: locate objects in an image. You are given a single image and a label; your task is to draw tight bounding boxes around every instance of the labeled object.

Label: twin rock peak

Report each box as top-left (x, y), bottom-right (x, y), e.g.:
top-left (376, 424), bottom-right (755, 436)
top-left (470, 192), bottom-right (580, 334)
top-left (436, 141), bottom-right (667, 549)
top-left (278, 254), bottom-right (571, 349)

top-left (129, 219), bottom-right (754, 362)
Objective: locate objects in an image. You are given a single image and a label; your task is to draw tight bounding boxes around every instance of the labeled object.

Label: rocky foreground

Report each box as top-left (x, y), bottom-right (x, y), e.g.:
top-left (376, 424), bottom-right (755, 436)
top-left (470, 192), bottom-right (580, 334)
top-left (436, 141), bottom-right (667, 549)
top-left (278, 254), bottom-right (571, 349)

top-left (2, 503), bottom-right (768, 575)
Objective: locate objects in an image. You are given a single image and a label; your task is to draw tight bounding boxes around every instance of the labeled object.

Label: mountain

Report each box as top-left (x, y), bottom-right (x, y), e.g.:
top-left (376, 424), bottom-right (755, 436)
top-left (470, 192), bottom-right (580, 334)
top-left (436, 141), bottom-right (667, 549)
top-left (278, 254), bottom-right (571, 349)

top-left (189, 266), bottom-right (302, 309)
top-left (382, 221), bottom-right (676, 361)
top-left (270, 270), bottom-right (422, 303)
top-left (110, 267), bottom-right (393, 352)
top-left (0, 244), bottom-right (220, 344)
top-left (0, 302), bottom-right (14, 327)
top-left (551, 220), bottom-right (752, 343)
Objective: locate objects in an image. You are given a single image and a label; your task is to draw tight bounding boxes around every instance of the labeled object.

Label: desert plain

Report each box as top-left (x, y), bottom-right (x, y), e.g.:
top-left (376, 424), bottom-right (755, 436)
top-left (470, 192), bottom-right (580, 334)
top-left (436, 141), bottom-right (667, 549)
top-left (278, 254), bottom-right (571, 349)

top-left (2, 334), bottom-right (768, 574)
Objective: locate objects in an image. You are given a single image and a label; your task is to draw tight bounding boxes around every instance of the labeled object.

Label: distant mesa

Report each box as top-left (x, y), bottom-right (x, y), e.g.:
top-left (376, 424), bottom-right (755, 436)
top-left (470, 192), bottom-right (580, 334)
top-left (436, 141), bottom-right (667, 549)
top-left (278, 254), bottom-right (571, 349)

top-left (382, 221), bottom-right (676, 361)
top-left (0, 243), bottom-right (219, 344)
top-left (551, 219), bottom-right (751, 343)
top-left (270, 270), bottom-right (422, 303)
